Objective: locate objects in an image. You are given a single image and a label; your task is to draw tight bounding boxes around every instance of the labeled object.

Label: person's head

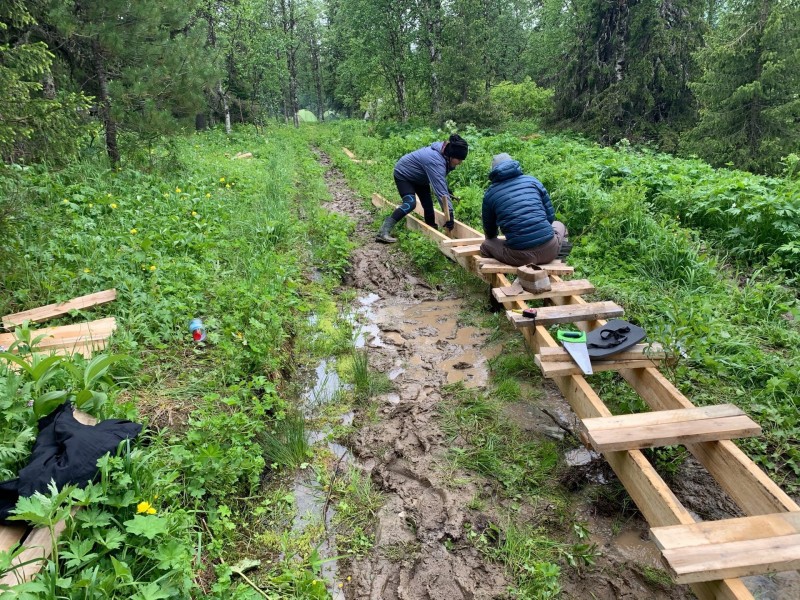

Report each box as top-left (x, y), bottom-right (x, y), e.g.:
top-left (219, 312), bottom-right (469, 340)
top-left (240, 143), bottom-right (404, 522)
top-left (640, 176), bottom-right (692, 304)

top-left (444, 134), bottom-right (469, 169)
top-left (491, 153), bottom-right (513, 170)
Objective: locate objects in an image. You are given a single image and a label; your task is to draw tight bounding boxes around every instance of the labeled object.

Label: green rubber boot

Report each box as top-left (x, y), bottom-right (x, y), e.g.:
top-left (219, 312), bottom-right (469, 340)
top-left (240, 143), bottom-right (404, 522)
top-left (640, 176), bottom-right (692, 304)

top-left (376, 216), bottom-right (398, 243)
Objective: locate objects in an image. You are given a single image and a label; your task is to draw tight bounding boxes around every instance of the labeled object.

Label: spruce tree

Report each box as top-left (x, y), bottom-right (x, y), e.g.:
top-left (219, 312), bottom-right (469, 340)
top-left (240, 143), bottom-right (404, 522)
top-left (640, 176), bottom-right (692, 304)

top-left (684, 0), bottom-right (800, 173)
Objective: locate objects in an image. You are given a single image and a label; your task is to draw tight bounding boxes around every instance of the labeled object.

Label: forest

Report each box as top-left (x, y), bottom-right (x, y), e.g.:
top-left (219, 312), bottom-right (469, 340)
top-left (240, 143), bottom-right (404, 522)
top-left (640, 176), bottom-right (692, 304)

top-left (3, 0), bottom-right (799, 173)
top-left (1, 1), bottom-right (800, 599)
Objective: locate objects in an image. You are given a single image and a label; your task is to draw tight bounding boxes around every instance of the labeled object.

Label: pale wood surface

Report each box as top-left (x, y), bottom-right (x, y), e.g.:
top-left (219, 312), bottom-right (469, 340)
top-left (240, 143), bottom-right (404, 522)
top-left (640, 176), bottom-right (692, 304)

top-left (584, 404), bottom-right (744, 430)
top-left (450, 244), bottom-right (482, 257)
top-left (2, 289), bottom-right (116, 329)
top-left (537, 358), bottom-right (664, 378)
top-left (493, 279), bottom-right (596, 302)
top-left (0, 317), bottom-right (116, 351)
top-left (476, 256), bottom-right (574, 275)
top-left (538, 343), bottom-right (665, 362)
top-left (587, 414), bottom-right (761, 452)
top-left (507, 301), bottom-right (623, 327)
top-left (652, 512), bottom-right (800, 550)
top-left (441, 236), bottom-right (505, 247)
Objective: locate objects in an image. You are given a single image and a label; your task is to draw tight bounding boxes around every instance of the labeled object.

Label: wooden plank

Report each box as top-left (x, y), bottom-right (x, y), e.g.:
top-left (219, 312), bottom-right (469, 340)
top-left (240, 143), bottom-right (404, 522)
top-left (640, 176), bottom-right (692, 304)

top-left (477, 257), bottom-right (574, 276)
top-left (659, 533), bottom-right (800, 584)
top-left (494, 279), bottom-right (596, 302)
top-left (584, 404), bottom-right (745, 431)
top-left (537, 358), bottom-right (665, 378)
top-left (0, 525), bottom-right (27, 552)
top-left (441, 236), bottom-right (505, 247)
top-left (652, 512), bottom-right (800, 550)
top-left (538, 343), bottom-right (665, 362)
top-left (507, 301), bottom-right (623, 327)
top-left (2, 289), bottom-right (117, 329)
top-left (342, 147), bottom-right (357, 159)
top-left (587, 415), bottom-right (761, 452)
top-left (0, 317), bottom-right (116, 351)
top-left (450, 244), bottom-right (483, 257)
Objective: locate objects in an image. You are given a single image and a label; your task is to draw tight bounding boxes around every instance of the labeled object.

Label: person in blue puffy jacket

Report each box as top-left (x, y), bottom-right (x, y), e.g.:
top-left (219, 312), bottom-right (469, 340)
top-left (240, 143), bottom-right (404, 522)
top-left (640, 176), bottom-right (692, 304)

top-left (480, 153), bottom-right (569, 266)
top-left (376, 134), bottom-right (469, 243)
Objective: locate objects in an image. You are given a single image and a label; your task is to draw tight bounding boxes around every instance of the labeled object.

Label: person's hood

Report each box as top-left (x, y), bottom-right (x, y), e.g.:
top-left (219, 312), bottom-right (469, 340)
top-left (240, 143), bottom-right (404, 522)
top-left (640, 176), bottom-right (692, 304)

top-left (431, 141), bottom-right (445, 153)
top-left (489, 159), bottom-right (523, 183)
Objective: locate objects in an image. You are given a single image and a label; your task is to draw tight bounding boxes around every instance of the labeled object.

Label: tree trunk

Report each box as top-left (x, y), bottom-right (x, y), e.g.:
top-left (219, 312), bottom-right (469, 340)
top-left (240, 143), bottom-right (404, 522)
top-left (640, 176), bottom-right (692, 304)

top-left (93, 42), bottom-right (120, 165)
top-left (424, 0), bottom-right (442, 115)
top-left (219, 82), bottom-right (231, 134)
top-left (42, 71), bottom-right (56, 100)
top-left (280, 0), bottom-right (300, 128)
top-left (395, 72), bottom-right (408, 122)
top-left (310, 34), bottom-right (324, 120)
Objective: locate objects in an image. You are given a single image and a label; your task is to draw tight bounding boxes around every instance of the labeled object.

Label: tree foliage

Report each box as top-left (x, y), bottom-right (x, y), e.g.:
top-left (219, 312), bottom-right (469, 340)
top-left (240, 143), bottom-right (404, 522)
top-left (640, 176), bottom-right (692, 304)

top-left (683, 0), bottom-right (800, 173)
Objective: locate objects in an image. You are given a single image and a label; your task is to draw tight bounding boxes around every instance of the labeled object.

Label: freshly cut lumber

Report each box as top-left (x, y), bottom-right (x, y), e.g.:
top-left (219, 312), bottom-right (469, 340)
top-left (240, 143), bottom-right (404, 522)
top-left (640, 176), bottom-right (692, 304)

top-left (0, 317), bottom-right (116, 351)
top-left (538, 343), bottom-right (664, 362)
top-left (441, 236), bottom-right (505, 247)
top-left (582, 404), bottom-right (761, 452)
top-left (651, 512), bottom-right (800, 584)
top-left (450, 244), bottom-right (482, 257)
top-left (536, 357), bottom-right (664, 378)
top-left (232, 152), bottom-right (252, 159)
top-left (342, 147), bottom-right (357, 159)
top-left (2, 289), bottom-right (117, 329)
top-left (507, 302), bottom-right (623, 328)
top-left (0, 410), bottom-right (95, 587)
top-left (493, 279), bottom-right (595, 303)
top-left (476, 256), bottom-right (574, 276)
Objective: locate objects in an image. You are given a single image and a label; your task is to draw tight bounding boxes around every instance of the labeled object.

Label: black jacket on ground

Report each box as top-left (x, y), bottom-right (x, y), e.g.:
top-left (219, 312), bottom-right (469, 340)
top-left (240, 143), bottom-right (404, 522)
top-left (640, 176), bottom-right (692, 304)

top-left (0, 402), bottom-right (141, 522)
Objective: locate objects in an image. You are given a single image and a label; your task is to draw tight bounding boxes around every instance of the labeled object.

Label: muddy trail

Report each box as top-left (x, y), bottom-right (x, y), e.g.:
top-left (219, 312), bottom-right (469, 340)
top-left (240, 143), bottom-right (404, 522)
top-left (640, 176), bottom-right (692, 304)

top-left (315, 151), bottom-right (785, 599)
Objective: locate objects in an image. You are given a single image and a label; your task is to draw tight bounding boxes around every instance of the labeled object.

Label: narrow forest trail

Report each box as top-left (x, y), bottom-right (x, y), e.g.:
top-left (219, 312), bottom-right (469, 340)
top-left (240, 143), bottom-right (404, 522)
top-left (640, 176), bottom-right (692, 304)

top-left (314, 151), bottom-right (699, 600)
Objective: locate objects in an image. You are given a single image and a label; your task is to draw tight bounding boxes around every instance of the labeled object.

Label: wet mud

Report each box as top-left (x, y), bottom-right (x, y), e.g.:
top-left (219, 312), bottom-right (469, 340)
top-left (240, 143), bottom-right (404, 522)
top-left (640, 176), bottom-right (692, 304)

top-left (315, 151), bottom-right (783, 599)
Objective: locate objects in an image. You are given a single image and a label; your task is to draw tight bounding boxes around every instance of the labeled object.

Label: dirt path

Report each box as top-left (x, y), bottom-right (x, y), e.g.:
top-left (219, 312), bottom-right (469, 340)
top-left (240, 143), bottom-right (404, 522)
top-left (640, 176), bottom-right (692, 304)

top-left (316, 152), bottom-right (695, 599)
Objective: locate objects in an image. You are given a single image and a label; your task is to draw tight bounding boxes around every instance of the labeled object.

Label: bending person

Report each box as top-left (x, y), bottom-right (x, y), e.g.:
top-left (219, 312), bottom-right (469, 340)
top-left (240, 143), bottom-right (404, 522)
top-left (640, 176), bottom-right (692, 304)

top-left (376, 134), bottom-right (469, 243)
top-left (480, 153), bottom-right (569, 267)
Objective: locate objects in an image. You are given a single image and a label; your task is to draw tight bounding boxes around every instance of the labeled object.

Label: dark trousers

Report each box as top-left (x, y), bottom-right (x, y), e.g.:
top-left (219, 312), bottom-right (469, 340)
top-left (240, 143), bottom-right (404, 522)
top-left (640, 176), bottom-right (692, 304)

top-left (390, 173), bottom-right (437, 227)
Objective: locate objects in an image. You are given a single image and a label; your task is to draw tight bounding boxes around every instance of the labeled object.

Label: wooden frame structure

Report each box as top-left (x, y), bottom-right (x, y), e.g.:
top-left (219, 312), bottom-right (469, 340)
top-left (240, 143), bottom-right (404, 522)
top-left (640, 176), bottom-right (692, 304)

top-left (364, 155), bottom-right (800, 599)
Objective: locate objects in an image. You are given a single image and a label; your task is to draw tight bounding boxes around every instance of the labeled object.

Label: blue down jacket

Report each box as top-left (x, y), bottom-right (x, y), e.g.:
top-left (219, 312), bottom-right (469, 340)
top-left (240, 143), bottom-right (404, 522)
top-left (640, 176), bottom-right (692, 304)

top-left (482, 160), bottom-right (555, 250)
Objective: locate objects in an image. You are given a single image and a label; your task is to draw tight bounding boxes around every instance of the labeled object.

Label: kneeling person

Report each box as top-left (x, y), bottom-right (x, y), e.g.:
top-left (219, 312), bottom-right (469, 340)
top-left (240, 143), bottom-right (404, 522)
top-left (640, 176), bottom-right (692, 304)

top-left (480, 153), bottom-right (568, 267)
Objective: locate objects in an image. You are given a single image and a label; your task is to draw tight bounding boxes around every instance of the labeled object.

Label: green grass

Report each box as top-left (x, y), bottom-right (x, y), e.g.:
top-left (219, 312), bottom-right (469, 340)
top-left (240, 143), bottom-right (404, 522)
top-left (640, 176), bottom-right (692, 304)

top-left (258, 411), bottom-right (311, 470)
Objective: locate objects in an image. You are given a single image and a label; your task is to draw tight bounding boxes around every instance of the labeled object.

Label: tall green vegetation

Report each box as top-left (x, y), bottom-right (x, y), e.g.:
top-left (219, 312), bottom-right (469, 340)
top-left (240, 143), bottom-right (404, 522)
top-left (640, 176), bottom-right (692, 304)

top-left (683, 0), bottom-right (800, 174)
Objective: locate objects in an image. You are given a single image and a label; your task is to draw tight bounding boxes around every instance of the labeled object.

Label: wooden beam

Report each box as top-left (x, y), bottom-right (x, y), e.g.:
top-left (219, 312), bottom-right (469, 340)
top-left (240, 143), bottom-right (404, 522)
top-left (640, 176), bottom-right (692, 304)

top-left (507, 301), bottom-right (623, 327)
top-left (441, 236), bottom-right (504, 247)
top-left (537, 359), bottom-right (666, 378)
top-left (493, 279), bottom-right (596, 302)
top-left (538, 343), bottom-right (665, 362)
top-left (2, 289), bottom-right (117, 329)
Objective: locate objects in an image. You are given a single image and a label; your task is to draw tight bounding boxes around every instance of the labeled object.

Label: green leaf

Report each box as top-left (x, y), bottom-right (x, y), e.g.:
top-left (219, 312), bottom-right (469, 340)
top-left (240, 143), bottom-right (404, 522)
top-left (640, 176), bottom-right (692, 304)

top-left (123, 514), bottom-right (168, 540)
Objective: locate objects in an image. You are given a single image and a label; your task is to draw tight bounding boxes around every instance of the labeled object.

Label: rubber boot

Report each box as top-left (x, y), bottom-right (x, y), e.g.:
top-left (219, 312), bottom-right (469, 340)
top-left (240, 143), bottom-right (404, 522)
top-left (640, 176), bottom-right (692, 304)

top-left (376, 216), bottom-right (398, 244)
top-left (488, 284), bottom-right (503, 313)
top-left (557, 240), bottom-right (573, 260)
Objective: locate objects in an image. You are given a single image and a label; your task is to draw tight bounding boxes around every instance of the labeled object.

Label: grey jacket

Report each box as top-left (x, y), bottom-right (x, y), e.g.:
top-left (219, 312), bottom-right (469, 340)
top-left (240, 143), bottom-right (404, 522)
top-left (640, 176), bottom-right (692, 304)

top-left (393, 142), bottom-right (450, 199)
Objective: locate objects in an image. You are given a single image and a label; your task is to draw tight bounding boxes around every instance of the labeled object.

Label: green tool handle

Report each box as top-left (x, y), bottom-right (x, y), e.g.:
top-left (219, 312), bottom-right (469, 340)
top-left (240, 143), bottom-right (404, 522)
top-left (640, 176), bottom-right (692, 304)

top-left (557, 330), bottom-right (586, 343)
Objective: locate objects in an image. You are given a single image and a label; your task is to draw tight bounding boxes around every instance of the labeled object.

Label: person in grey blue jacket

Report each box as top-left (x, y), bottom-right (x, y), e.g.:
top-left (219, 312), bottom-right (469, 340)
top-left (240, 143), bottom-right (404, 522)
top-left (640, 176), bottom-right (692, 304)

top-left (480, 153), bottom-right (568, 266)
top-left (376, 134), bottom-right (469, 243)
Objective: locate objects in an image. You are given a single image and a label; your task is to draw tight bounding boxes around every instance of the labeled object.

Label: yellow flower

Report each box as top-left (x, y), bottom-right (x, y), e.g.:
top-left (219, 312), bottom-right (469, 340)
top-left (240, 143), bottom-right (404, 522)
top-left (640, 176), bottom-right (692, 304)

top-left (206, 193), bottom-right (211, 198)
top-left (338, 583), bottom-right (343, 589)
top-left (111, 203), bottom-right (118, 209)
top-left (219, 177), bottom-right (225, 182)
top-left (347, 576), bottom-right (351, 581)
top-left (83, 268), bottom-right (91, 273)
top-left (107, 193), bottom-right (112, 197)
top-left (88, 203), bottom-right (93, 208)
top-left (175, 187), bottom-right (182, 193)
top-left (136, 501), bottom-right (156, 515)
top-left (62, 199), bottom-right (69, 204)
top-left (192, 211), bottom-right (198, 217)
top-left (225, 184), bottom-right (231, 189)
top-left (149, 265), bottom-right (157, 271)
top-left (130, 228), bottom-right (138, 235)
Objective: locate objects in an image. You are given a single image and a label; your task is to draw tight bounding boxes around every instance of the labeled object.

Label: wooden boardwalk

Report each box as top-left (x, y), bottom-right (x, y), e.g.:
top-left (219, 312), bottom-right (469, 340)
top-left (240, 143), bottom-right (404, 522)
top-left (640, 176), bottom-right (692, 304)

top-left (364, 159), bottom-right (800, 600)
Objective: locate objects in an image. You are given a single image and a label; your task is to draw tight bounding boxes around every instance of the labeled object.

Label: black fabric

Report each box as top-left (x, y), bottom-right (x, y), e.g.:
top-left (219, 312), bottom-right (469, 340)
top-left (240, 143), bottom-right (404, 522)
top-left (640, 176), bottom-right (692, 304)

top-left (392, 173), bottom-right (437, 227)
top-left (586, 319), bottom-right (646, 359)
top-left (444, 134), bottom-right (469, 160)
top-left (0, 402), bottom-right (142, 523)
